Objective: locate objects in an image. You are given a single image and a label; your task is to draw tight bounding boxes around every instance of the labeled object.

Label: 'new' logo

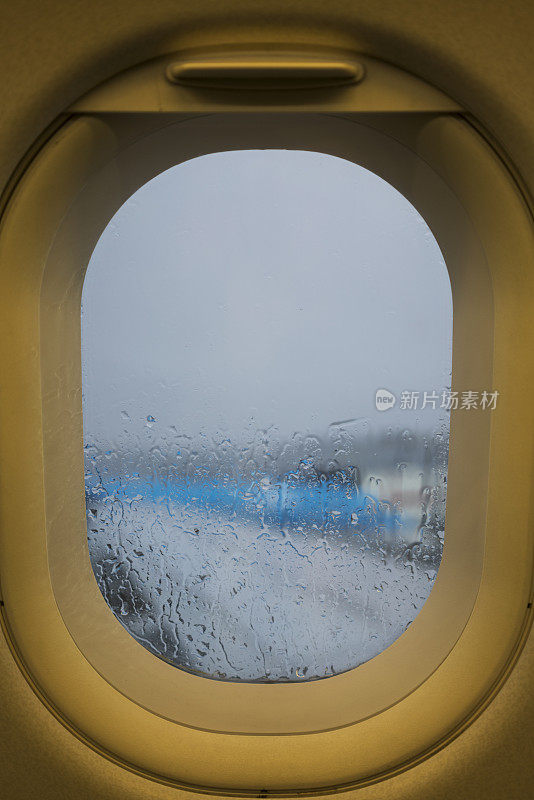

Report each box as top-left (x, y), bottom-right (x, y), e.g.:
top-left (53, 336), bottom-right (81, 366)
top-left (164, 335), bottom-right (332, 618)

top-left (375, 388), bottom-right (396, 411)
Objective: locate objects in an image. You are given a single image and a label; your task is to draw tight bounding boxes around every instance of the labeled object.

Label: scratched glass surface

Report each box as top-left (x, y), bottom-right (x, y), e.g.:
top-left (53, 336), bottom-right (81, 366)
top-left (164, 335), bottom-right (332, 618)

top-left (82, 150), bottom-right (452, 682)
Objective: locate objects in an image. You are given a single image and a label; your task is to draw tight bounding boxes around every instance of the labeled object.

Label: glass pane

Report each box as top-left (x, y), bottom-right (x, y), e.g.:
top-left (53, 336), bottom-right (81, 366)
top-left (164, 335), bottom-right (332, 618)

top-left (82, 150), bottom-right (452, 682)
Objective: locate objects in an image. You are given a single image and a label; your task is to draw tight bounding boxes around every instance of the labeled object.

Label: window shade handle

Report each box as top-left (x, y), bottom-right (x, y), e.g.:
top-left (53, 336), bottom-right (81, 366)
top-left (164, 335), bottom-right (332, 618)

top-left (165, 54), bottom-right (365, 91)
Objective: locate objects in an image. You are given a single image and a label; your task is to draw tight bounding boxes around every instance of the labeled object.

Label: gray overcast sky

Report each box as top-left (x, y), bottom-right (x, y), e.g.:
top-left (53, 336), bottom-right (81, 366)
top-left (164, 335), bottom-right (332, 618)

top-left (81, 149), bottom-right (452, 443)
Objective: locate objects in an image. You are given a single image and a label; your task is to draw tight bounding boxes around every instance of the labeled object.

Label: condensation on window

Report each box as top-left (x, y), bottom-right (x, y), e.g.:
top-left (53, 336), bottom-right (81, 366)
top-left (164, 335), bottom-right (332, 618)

top-left (82, 150), bottom-right (452, 682)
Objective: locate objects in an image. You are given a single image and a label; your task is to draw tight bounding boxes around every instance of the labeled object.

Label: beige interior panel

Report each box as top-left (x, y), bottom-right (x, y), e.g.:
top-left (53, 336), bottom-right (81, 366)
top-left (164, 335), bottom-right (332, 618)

top-left (0, 2), bottom-right (533, 798)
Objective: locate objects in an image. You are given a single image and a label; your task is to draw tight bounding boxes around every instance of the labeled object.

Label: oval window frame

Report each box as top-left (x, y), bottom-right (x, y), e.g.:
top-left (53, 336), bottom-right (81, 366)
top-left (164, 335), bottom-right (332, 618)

top-left (80, 142), bottom-right (454, 687)
top-left (0, 54), bottom-right (532, 794)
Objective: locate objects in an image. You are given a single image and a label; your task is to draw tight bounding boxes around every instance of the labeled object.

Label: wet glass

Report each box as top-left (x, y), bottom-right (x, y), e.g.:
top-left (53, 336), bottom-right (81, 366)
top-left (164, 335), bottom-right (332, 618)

top-left (82, 150), bottom-right (452, 682)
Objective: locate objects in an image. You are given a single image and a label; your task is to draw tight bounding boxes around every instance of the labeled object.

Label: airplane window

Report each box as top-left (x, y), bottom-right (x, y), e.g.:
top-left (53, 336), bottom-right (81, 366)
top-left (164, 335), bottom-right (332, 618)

top-left (81, 149), bottom-right (452, 682)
